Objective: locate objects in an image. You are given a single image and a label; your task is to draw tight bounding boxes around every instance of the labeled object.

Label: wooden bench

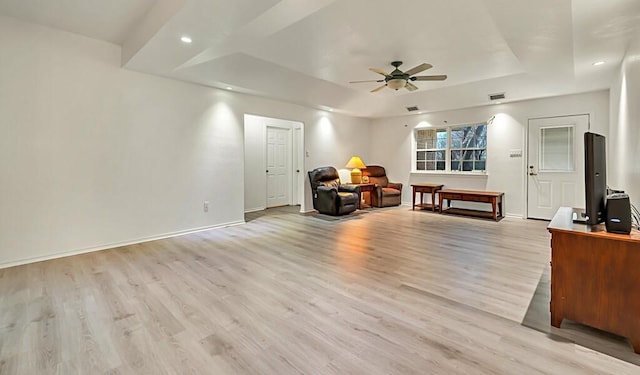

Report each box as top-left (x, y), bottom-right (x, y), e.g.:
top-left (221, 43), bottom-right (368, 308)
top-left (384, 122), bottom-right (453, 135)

top-left (438, 189), bottom-right (504, 221)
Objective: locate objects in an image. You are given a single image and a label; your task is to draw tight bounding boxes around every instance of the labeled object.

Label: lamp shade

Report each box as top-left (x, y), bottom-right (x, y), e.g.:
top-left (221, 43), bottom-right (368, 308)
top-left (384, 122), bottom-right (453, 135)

top-left (346, 156), bottom-right (366, 169)
top-left (387, 78), bottom-right (406, 90)
top-left (346, 156), bottom-right (366, 183)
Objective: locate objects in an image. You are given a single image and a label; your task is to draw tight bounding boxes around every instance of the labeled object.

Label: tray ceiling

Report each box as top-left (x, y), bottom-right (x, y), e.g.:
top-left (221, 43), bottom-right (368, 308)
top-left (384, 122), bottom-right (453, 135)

top-left (2, 0), bottom-right (639, 117)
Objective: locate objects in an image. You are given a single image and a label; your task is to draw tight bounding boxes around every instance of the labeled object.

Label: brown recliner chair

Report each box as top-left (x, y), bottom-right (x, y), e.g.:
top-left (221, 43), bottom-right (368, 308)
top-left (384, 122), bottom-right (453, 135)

top-left (308, 166), bottom-right (360, 215)
top-left (363, 165), bottom-right (402, 207)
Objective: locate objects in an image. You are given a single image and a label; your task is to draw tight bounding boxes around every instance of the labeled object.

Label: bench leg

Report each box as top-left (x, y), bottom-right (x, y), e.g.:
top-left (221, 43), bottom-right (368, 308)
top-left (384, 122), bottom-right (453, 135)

top-left (492, 199), bottom-right (497, 221)
top-left (412, 189), bottom-right (416, 210)
top-left (431, 191), bottom-right (436, 212)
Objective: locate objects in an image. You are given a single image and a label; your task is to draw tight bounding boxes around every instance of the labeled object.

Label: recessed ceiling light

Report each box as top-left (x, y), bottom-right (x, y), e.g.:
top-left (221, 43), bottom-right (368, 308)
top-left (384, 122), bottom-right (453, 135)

top-left (593, 61), bottom-right (605, 66)
top-left (180, 36), bottom-right (192, 44)
top-left (226, 87), bottom-right (232, 90)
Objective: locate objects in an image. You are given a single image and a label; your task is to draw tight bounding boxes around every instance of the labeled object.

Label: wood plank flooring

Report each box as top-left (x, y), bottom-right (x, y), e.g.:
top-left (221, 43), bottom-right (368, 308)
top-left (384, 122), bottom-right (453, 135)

top-left (1, 206), bottom-right (639, 374)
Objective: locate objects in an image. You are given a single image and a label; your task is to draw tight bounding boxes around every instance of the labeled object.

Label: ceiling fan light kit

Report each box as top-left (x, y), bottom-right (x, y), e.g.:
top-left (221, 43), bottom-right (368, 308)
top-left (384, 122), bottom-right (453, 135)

top-left (349, 60), bottom-right (447, 93)
top-left (387, 78), bottom-right (406, 90)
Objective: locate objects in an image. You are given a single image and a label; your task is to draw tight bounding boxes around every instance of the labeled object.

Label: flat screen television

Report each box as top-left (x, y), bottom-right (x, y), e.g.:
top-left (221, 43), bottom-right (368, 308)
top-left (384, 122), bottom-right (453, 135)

top-left (584, 132), bottom-right (607, 225)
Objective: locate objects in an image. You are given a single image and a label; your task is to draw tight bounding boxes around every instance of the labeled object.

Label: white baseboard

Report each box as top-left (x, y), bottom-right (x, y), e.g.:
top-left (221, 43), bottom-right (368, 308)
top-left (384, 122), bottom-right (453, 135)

top-left (505, 213), bottom-right (524, 219)
top-left (244, 206), bottom-right (267, 213)
top-left (0, 220), bottom-right (245, 270)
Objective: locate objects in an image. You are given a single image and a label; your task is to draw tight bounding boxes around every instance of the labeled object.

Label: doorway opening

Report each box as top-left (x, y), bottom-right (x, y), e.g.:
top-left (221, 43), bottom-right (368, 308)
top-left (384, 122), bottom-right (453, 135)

top-left (244, 114), bottom-right (304, 213)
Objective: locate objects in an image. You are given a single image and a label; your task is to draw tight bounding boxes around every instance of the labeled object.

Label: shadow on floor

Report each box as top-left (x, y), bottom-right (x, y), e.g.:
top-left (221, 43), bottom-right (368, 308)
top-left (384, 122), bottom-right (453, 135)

top-left (522, 265), bottom-right (640, 366)
top-left (246, 205), bottom-right (375, 223)
top-left (244, 205), bottom-right (301, 222)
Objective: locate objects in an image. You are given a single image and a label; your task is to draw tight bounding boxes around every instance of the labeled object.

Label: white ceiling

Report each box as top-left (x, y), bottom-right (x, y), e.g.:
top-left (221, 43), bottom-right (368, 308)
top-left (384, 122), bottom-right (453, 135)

top-left (2, 0), bottom-right (640, 118)
top-left (0, 0), bottom-right (157, 44)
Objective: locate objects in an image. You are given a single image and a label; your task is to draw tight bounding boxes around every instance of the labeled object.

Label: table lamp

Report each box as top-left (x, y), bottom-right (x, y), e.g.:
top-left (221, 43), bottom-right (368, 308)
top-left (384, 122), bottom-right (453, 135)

top-left (346, 156), bottom-right (366, 183)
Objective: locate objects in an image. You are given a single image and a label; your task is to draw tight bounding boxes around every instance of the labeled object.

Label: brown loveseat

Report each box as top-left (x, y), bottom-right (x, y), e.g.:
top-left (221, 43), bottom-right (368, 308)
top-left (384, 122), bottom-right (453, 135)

top-left (363, 165), bottom-right (402, 207)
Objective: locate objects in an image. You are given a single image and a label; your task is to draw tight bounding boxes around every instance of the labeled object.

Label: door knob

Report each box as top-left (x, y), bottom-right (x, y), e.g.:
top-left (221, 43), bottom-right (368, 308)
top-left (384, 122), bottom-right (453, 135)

top-left (266, 170), bottom-right (269, 173)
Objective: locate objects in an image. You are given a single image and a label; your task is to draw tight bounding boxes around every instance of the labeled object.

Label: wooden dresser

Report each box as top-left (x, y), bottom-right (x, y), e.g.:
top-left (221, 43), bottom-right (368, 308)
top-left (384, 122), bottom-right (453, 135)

top-left (547, 207), bottom-right (640, 353)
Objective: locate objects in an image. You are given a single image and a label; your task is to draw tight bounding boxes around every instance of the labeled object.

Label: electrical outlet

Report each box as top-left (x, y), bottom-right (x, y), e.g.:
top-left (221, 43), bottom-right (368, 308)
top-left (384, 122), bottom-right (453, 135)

top-left (204, 201), bottom-right (209, 212)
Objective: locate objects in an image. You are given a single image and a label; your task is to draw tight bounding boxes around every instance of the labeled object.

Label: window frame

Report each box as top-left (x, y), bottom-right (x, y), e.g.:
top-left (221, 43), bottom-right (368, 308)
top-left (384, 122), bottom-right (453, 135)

top-left (538, 124), bottom-right (575, 173)
top-left (414, 128), bottom-right (447, 172)
top-left (412, 122), bottom-right (488, 174)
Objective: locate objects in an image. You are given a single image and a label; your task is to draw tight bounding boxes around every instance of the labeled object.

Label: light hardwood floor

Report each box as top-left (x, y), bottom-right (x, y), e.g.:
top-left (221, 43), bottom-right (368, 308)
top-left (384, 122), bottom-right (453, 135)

top-left (1, 206), bottom-right (638, 374)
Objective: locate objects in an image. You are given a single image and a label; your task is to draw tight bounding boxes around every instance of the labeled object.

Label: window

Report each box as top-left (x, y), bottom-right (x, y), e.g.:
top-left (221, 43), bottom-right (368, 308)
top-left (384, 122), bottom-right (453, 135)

top-left (415, 128), bottom-right (447, 171)
top-left (539, 125), bottom-right (574, 172)
top-left (414, 122), bottom-right (487, 173)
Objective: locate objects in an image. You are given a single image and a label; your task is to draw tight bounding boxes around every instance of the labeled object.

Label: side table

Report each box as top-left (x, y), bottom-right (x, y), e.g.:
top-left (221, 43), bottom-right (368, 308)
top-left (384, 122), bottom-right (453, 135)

top-left (411, 184), bottom-right (444, 211)
top-left (347, 183), bottom-right (375, 209)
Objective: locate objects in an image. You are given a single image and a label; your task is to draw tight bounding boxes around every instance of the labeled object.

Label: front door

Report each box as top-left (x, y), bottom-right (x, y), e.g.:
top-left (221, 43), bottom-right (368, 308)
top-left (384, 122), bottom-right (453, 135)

top-left (527, 115), bottom-right (589, 220)
top-left (266, 126), bottom-right (291, 208)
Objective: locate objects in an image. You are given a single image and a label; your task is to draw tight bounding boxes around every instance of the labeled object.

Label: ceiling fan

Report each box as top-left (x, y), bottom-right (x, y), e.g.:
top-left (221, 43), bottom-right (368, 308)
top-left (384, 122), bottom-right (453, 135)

top-left (349, 61), bottom-right (447, 92)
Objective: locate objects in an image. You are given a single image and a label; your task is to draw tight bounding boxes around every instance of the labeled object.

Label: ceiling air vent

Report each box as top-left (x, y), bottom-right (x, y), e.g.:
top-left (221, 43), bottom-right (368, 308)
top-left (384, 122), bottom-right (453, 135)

top-left (488, 92), bottom-right (506, 101)
top-left (406, 106), bottom-right (419, 112)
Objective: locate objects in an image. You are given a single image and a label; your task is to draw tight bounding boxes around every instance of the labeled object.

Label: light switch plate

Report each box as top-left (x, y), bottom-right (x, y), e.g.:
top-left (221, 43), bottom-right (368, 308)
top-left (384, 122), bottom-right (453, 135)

top-left (509, 149), bottom-right (523, 158)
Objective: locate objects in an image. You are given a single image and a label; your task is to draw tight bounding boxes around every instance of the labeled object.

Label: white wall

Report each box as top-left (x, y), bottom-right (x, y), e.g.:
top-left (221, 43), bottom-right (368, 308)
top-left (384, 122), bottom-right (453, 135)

top-left (0, 16), bottom-right (371, 267)
top-left (0, 16), bottom-right (248, 267)
top-left (304, 112), bottom-right (372, 192)
top-left (609, 38), bottom-right (640, 207)
top-left (369, 91), bottom-right (609, 217)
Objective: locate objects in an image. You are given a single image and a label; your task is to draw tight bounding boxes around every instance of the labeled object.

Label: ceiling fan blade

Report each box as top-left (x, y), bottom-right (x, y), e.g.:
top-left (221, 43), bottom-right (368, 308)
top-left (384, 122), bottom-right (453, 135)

top-left (405, 82), bottom-right (418, 91)
top-left (349, 79), bottom-right (384, 84)
top-left (404, 63), bottom-right (433, 76)
top-left (369, 68), bottom-right (389, 76)
top-left (371, 85), bottom-right (386, 93)
top-left (412, 75), bottom-right (448, 81)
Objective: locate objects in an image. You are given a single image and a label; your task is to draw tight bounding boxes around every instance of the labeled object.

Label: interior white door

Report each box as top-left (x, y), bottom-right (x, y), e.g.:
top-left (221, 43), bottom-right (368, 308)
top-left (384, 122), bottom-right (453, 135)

top-left (527, 115), bottom-right (589, 220)
top-left (266, 126), bottom-right (291, 208)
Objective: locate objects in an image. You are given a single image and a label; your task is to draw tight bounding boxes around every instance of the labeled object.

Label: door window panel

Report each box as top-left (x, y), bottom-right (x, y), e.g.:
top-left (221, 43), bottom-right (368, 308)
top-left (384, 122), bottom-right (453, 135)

top-left (540, 126), bottom-right (574, 172)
